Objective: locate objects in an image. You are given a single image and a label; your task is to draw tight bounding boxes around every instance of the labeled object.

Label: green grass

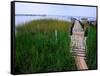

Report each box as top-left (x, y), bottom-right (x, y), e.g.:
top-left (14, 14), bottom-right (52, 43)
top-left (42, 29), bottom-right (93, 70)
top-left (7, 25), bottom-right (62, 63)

top-left (15, 19), bottom-right (76, 74)
top-left (16, 19), bottom-right (71, 32)
top-left (86, 25), bottom-right (97, 69)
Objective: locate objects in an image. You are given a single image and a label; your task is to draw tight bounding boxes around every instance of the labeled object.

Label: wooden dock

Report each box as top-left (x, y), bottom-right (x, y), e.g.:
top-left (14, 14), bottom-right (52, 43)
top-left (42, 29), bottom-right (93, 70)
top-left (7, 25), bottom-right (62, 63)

top-left (71, 20), bottom-right (88, 70)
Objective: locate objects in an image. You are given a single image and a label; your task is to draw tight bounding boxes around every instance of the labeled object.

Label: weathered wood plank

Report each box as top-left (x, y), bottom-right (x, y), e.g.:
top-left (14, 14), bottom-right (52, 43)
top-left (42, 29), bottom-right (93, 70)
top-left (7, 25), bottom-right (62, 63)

top-left (71, 20), bottom-right (88, 70)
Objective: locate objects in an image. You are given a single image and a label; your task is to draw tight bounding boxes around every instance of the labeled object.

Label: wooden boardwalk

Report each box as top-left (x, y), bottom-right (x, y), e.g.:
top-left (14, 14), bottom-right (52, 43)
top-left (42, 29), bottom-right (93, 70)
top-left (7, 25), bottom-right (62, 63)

top-left (71, 20), bottom-right (88, 70)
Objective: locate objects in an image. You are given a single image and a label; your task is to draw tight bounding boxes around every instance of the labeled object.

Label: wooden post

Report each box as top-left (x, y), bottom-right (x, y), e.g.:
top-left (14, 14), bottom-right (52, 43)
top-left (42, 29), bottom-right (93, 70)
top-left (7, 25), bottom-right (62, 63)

top-left (55, 29), bottom-right (57, 41)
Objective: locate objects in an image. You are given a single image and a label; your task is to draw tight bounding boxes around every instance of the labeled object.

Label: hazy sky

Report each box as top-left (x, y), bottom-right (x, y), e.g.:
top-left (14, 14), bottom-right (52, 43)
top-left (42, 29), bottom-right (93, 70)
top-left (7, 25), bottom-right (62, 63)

top-left (15, 2), bottom-right (96, 18)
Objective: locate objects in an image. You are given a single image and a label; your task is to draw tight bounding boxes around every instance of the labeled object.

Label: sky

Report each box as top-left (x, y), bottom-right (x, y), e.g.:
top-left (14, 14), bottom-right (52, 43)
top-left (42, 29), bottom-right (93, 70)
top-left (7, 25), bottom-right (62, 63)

top-left (15, 2), bottom-right (97, 18)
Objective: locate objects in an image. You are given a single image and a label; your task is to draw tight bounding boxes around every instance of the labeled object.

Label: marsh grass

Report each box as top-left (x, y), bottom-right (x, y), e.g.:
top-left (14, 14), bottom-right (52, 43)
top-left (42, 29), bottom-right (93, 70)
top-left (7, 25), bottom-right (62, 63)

top-left (16, 19), bottom-right (71, 32)
top-left (86, 25), bottom-right (97, 69)
top-left (15, 19), bottom-right (76, 74)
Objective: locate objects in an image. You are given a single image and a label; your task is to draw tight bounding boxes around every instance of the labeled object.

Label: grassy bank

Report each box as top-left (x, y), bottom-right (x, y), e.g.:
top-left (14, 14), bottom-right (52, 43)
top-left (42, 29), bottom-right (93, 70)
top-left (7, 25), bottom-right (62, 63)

top-left (16, 19), bottom-right (71, 32)
top-left (86, 25), bottom-right (97, 69)
top-left (15, 19), bottom-right (76, 74)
